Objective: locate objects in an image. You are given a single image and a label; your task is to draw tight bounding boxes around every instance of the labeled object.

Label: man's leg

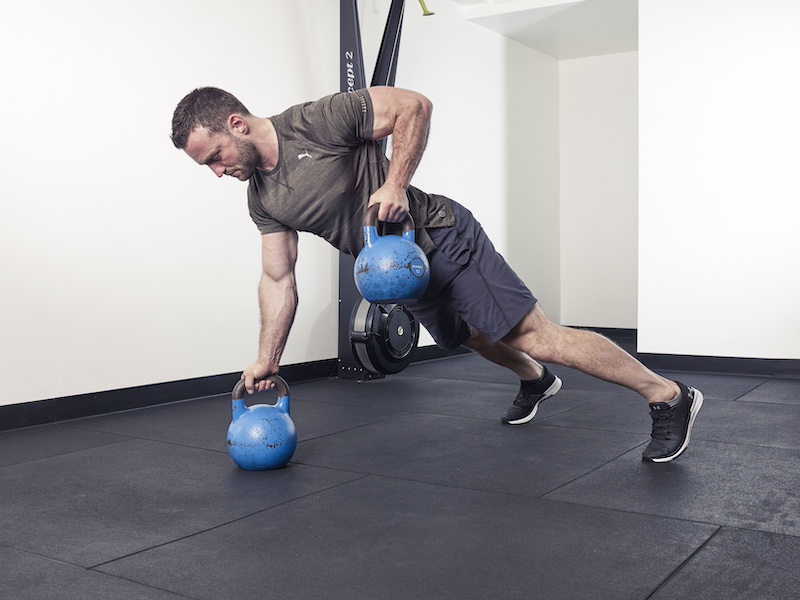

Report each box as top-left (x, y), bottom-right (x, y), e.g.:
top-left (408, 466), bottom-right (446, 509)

top-left (502, 303), bottom-right (677, 403)
top-left (462, 330), bottom-right (563, 425)
top-left (501, 303), bottom-right (704, 462)
top-left (461, 330), bottom-right (543, 381)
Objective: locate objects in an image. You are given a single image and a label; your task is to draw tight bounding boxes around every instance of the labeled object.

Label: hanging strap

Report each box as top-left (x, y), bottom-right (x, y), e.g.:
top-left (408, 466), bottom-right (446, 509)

top-left (371, 0), bottom-right (405, 88)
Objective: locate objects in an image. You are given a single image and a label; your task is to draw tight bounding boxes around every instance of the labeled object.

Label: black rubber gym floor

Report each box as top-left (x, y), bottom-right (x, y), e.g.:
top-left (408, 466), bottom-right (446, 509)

top-left (2, 353), bottom-right (800, 599)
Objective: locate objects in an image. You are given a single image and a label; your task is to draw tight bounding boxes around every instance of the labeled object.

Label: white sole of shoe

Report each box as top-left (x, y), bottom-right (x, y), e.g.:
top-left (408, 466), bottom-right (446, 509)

top-left (504, 377), bottom-right (563, 425)
top-left (647, 387), bottom-right (704, 463)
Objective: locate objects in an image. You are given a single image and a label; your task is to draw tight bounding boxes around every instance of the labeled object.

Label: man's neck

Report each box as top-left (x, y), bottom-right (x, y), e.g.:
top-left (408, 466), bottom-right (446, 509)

top-left (253, 117), bottom-right (279, 172)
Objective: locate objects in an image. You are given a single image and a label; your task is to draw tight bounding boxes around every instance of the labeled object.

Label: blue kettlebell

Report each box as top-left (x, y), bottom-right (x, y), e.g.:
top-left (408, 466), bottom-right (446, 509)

top-left (354, 204), bottom-right (430, 303)
top-left (226, 375), bottom-right (297, 471)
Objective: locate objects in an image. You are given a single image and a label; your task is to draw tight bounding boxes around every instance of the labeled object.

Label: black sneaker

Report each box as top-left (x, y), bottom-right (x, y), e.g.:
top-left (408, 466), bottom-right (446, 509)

top-left (501, 367), bottom-right (562, 425)
top-left (641, 381), bottom-right (704, 463)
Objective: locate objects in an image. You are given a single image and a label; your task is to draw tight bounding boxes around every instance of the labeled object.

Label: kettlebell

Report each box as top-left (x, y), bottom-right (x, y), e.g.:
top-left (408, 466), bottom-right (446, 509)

top-left (354, 204), bottom-right (430, 303)
top-left (226, 375), bottom-right (297, 471)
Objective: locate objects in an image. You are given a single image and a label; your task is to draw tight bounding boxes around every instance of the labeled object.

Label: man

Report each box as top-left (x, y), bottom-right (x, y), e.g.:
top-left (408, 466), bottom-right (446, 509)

top-left (171, 86), bottom-right (703, 463)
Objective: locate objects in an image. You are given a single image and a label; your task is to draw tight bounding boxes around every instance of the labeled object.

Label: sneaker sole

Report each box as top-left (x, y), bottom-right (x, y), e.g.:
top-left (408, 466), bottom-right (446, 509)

top-left (645, 387), bottom-right (704, 463)
top-left (504, 377), bottom-right (563, 425)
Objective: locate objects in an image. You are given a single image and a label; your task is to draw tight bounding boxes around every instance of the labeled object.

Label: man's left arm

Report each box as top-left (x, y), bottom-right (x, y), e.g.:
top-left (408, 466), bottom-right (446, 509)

top-left (365, 87), bottom-right (433, 223)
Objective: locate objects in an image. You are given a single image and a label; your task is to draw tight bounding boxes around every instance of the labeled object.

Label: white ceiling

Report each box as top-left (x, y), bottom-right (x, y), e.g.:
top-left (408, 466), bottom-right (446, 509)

top-left (451, 0), bottom-right (638, 60)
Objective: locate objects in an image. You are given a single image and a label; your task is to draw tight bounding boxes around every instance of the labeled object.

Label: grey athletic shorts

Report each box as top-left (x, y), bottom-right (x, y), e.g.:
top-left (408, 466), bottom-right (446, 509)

top-left (408, 200), bottom-right (537, 350)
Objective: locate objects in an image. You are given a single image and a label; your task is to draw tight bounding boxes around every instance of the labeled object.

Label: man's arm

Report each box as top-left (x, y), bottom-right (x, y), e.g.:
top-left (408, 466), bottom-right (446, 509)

top-left (242, 230), bottom-right (299, 394)
top-left (365, 86), bottom-right (433, 223)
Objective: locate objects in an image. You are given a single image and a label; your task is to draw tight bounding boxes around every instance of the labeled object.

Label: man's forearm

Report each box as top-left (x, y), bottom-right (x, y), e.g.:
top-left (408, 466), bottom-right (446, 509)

top-left (256, 272), bottom-right (298, 369)
top-left (369, 93), bottom-right (433, 222)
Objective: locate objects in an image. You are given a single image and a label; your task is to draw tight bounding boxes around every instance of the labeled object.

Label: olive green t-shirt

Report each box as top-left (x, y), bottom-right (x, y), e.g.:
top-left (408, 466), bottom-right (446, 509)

top-left (247, 89), bottom-right (454, 256)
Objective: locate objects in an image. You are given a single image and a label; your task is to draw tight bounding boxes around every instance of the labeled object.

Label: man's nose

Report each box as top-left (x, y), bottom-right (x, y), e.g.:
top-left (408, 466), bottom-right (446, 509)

top-left (209, 164), bottom-right (225, 178)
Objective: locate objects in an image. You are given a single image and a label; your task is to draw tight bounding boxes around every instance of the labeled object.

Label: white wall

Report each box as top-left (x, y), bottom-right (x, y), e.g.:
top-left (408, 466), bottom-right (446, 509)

top-left (0, 0), bottom-right (556, 406)
top-left (560, 51), bottom-right (638, 328)
top-left (505, 44), bottom-right (562, 322)
top-left (639, 0), bottom-right (800, 358)
top-left (0, 0), bottom-right (341, 406)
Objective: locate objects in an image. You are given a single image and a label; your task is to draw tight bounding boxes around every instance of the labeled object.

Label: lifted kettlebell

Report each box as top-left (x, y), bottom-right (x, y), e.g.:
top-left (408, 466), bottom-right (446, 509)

top-left (354, 204), bottom-right (430, 303)
top-left (227, 375), bottom-right (297, 471)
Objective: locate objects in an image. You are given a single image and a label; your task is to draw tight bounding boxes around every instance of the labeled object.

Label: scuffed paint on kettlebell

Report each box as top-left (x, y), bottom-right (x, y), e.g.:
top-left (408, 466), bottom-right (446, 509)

top-left (354, 203), bottom-right (430, 303)
top-left (227, 376), bottom-right (297, 471)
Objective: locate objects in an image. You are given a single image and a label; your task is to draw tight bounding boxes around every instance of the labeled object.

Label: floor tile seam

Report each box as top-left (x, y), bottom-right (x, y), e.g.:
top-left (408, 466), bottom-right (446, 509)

top-left (0, 437), bottom-right (135, 471)
top-left (87, 473), bottom-right (370, 571)
top-left (689, 436), bottom-right (800, 453)
top-left (411, 376), bottom-right (517, 386)
top-left (733, 398), bottom-right (800, 407)
top-left (332, 471), bottom-right (579, 504)
top-left (542, 495), bottom-right (800, 542)
top-left (658, 369), bottom-right (771, 380)
top-left (88, 570), bottom-right (202, 600)
top-left (540, 494), bottom-right (725, 531)
top-left (0, 541), bottom-right (86, 569)
top-left (295, 416), bottom-right (417, 444)
top-left (538, 441), bottom-right (649, 498)
top-left (712, 523), bottom-right (800, 540)
top-left (362, 472), bottom-right (550, 499)
top-left (302, 404), bottom-right (501, 423)
top-left (0, 541), bottom-right (200, 599)
top-left (56, 397), bottom-right (228, 425)
top-left (530, 420), bottom-right (800, 452)
top-left (533, 417), bottom-right (652, 437)
top-left (643, 525), bottom-right (724, 600)
top-left (731, 378), bottom-right (774, 400)
top-left (49, 428), bottom-right (236, 456)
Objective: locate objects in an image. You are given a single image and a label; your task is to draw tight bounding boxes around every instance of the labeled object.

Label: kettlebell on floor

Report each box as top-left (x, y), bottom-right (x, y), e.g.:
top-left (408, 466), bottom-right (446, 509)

top-left (226, 375), bottom-right (296, 471)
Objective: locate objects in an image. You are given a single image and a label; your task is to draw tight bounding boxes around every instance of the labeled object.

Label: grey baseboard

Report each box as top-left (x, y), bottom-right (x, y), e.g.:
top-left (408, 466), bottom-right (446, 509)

top-left (0, 359), bottom-right (339, 432)
top-left (3, 331), bottom-right (797, 432)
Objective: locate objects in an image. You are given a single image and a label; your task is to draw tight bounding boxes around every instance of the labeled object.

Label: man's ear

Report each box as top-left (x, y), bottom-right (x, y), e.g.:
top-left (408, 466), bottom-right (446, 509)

top-left (227, 114), bottom-right (248, 135)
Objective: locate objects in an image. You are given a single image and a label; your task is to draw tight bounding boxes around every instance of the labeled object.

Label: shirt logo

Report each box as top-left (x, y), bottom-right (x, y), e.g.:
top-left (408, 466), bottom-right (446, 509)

top-left (298, 150), bottom-right (312, 160)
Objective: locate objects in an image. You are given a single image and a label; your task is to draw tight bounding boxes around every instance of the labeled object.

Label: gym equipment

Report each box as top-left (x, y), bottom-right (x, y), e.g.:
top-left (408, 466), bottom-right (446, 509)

top-left (226, 376), bottom-right (296, 471)
top-left (350, 299), bottom-right (420, 374)
top-left (338, 0), bottom-right (429, 379)
top-left (354, 204), bottom-right (430, 303)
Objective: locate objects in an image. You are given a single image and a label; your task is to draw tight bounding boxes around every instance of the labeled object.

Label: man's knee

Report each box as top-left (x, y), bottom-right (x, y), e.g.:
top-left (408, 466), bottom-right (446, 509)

top-left (461, 329), bottom-right (489, 351)
top-left (502, 304), bottom-right (560, 360)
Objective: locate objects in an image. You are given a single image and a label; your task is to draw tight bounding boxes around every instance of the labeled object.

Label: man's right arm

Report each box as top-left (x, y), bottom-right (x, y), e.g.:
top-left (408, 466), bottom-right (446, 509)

top-left (242, 230), bottom-right (299, 394)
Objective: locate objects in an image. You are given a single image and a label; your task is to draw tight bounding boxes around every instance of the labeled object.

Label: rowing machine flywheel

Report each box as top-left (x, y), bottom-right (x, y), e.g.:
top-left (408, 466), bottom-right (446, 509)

top-left (350, 299), bottom-right (419, 374)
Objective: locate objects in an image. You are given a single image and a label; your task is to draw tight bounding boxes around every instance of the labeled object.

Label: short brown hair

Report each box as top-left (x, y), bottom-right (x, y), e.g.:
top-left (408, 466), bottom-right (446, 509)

top-left (171, 87), bottom-right (251, 149)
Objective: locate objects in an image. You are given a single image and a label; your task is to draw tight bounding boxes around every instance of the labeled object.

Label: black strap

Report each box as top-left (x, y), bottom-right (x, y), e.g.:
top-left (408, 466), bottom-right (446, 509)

top-left (371, 0), bottom-right (405, 88)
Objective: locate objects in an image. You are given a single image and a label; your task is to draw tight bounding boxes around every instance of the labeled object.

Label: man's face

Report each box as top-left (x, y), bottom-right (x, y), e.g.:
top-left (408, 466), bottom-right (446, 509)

top-left (184, 127), bottom-right (260, 181)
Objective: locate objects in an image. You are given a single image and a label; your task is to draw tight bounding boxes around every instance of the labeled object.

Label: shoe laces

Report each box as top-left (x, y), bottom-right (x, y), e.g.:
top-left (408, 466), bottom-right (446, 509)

top-left (514, 384), bottom-right (538, 407)
top-left (650, 407), bottom-right (673, 440)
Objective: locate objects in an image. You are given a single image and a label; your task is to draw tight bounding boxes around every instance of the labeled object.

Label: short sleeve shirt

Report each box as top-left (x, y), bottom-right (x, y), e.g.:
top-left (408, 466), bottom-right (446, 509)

top-left (247, 89), bottom-right (454, 256)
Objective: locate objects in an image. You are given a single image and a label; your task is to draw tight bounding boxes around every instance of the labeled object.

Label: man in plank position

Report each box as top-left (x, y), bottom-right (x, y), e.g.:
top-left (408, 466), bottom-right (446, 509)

top-left (171, 86), bottom-right (703, 462)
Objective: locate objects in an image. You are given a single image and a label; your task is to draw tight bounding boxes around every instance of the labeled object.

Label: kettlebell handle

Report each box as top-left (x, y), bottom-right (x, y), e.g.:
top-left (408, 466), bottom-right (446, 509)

top-left (232, 375), bottom-right (290, 401)
top-left (364, 203), bottom-right (415, 235)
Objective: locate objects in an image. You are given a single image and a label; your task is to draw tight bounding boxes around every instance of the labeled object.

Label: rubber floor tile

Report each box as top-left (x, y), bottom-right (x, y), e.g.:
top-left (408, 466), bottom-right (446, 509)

top-left (0, 424), bottom-right (128, 467)
top-left (547, 442), bottom-right (800, 536)
top-left (737, 378), bottom-right (800, 405)
top-left (96, 476), bottom-right (717, 600)
top-left (293, 411), bottom-right (648, 497)
top-left (68, 394), bottom-right (405, 449)
top-left (650, 527), bottom-right (800, 600)
top-left (0, 546), bottom-right (187, 600)
top-left (0, 438), bottom-right (361, 567)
